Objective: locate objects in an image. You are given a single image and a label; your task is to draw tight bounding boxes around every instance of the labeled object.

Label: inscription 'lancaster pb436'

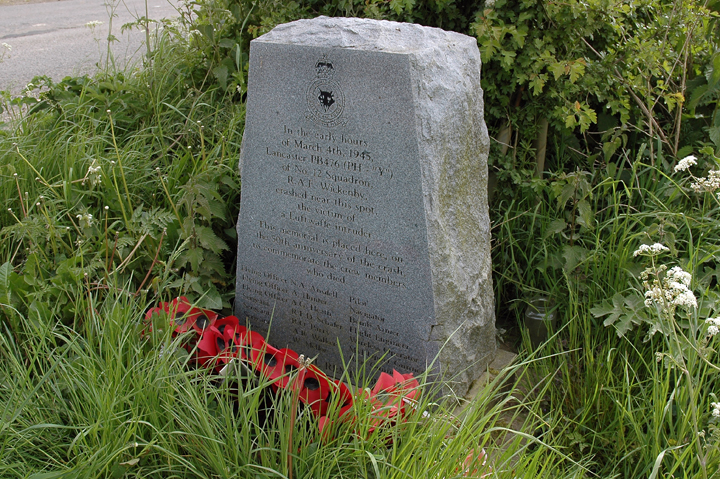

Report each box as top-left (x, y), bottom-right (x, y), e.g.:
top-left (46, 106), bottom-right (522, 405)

top-left (235, 16), bottom-right (496, 396)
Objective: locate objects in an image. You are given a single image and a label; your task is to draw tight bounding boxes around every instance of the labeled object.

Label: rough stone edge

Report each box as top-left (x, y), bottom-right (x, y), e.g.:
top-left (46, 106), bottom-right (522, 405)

top-left (406, 31), bottom-right (495, 398)
top-left (256, 16), bottom-right (472, 54)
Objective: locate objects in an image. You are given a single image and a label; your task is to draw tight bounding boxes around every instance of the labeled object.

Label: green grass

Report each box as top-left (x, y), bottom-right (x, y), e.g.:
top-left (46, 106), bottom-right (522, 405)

top-left (2, 2), bottom-right (720, 477)
top-left (1, 288), bottom-right (583, 478)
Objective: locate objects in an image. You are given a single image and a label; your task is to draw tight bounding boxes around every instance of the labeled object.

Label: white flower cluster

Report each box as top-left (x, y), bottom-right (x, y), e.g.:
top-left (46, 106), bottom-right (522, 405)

top-left (643, 265), bottom-right (697, 310)
top-left (85, 160), bottom-right (102, 186)
top-left (706, 317), bottom-right (720, 337)
top-left (634, 243), bottom-right (670, 257)
top-left (85, 20), bottom-right (104, 28)
top-left (76, 213), bottom-right (93, 228)
top-left (674, 155), bottom-right (697, 172)
top-left (691, 170), bottom-right (720, 193)
top-left (712, 401), bottom-right (720, 418)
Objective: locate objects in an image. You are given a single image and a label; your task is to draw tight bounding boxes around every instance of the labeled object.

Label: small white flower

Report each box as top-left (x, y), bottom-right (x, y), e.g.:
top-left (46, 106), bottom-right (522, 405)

top-left (1, 42), bottom-right (11, 51)
top-left (76, 213), bottom-right (93, 228)
top-left (692, 170), bottom-right (720, 193)
top-left (708, 325), bottom-right (719, 336)
top-left (674, 155), bottom-right (697, 172)
top-left (672, 290), bottom-right (697, 309)
top-left (712, 402), bottom-right (720, 418)
top-left (634, 243), bottom-right (670, 257)
top-left (666, 266), bottom-right (691, 286)
top-left (85, 20), bottom-right (103, 28)
top-left (85, 160), bottom-right (102, 186)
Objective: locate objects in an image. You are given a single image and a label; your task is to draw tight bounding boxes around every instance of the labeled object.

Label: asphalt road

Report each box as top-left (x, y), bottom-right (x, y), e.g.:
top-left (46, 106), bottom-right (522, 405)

top-left (0, 0), bottom-right (180, 94)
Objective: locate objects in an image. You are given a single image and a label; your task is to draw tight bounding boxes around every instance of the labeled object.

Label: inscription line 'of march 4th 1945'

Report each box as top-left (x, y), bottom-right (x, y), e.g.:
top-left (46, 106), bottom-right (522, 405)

top-left (236, 43), bottom-right (437, 377)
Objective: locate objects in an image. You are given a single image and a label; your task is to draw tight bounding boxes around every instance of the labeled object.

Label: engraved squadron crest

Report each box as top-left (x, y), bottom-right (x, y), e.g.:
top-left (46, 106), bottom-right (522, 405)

top-left (306, 55), bottom-right (346, 128)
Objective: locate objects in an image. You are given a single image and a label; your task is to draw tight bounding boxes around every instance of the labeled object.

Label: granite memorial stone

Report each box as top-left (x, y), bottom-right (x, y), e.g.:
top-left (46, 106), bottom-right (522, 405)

top-left (235, 16), bottom-right (495, 396)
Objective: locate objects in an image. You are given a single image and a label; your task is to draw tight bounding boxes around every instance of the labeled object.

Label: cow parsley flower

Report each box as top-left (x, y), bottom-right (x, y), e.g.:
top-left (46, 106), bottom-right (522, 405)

top-left (642, 264), bottom-right (696, 311)
top-left (706, 318), bottom-right (720, 336)
top-left (674, 155), bottom-right (697, 172)
top-left (634, 243), bottom-right (670, 257)
top-left (691, 170), bottom-right (720, 193)
top-left (712, 402), bottom-right (720, 418)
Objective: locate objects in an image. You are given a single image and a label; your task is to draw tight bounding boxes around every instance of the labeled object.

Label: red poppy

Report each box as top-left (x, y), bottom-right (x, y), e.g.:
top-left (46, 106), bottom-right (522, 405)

top-left (297, 366), bottom-right (331, 416)
top-left (370, 370), bottom-right (420, 418)
top-left (253, 342), bottom-right (281, 380)
top-left (196, 325), bottom-right (223, 367)
top-left (166, 297), bottom-right (218, 335)
top-left (215, 317), bottom-right (247, 366)
top-left (458, 448), bottom-right (491, 477)
top-left (317, 379), bottom-right (355, 436)
top-left (240, 331), bottom-right (270, 367)
top-left (267, 348), bottom-right (300, 390)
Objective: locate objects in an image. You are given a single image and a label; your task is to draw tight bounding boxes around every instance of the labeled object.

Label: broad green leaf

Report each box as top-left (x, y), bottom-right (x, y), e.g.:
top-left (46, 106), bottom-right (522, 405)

top-left (709, 126), bottom-right (720, 150)
top-left (603, 137), bottom-right (621, 162)
top-left (543, 219), bottom-right (567, 238)
top-left (196, 285), bottom-right (222, 310)
top-left (709, 53), bottom-right (720, 88)
top-left (577, 199), bottom-right (594, 230)
top-left (213, 65), bottom-right (228, 91)
top-left (180, 248), bottom-right (204, 271)
top-left (549, 62), bottom-right (565, 80)
top-left (562, 245), bottom-right (588, 273)
top-left (557, 181), bottom-right (576, 210)
top-left (195, 226), bottom-right (229, 254)
top-left (568, 61), bottom-right (585, 83)
top-left (197, 24), bottom-right (213, 41)
top-left (0, 261), bottom-right (11, 304)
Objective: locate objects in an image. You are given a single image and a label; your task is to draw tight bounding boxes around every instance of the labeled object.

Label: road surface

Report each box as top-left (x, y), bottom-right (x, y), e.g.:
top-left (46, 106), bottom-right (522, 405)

top-left (0, 0), bottom-right (179, 94)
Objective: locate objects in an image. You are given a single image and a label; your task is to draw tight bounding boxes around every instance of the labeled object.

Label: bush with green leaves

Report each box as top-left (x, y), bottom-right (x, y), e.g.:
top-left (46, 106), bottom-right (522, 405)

top-left (474, 0), bottom-right (720, 191)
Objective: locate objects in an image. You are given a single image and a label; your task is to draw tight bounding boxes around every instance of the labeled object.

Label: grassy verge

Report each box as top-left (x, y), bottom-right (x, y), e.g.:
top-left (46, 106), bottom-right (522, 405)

top-left (2, 1), bottom-right (720, 478)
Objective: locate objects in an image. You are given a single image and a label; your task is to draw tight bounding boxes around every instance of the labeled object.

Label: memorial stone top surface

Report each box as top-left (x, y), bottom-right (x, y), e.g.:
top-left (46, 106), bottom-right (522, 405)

top-left (235, 16), bottom-right (495, 396)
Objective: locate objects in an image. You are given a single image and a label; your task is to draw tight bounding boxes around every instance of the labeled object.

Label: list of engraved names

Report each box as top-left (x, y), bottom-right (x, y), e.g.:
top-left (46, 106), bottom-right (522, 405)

top-left (239, 122), bottom-right (424, 373)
